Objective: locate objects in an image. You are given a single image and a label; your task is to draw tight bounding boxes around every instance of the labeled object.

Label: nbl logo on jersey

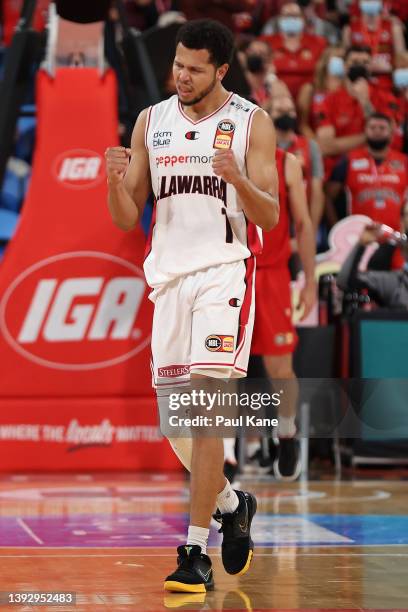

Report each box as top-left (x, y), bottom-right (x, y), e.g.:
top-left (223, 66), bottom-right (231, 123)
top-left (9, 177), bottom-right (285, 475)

top-left (213, 120), bottom-right (235, 150)
top-left (205, 335), bottom-right (234, 353)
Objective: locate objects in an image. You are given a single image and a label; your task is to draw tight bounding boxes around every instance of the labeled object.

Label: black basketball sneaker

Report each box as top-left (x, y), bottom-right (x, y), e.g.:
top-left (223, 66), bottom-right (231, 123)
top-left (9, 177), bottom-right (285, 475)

top-left (164, 545), bottom-right (214, 593)
top-left (273, 436), bottom-right (301, 481)
top-left (212, 490), bottom-right (257, 575)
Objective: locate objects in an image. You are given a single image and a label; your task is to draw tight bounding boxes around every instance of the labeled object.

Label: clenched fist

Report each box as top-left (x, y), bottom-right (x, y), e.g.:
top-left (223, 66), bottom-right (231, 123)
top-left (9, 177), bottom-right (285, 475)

top-left (105, 146), bottom-right (131, 185)
top-left (212, 150), bottom-right (242, 186)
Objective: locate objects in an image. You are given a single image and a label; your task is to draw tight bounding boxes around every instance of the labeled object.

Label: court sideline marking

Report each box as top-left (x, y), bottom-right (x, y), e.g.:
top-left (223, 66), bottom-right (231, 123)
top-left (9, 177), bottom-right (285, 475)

top-left (1, 551), bottom-right (408, 558)
top-left (15, 518), bottom-right (44, 545)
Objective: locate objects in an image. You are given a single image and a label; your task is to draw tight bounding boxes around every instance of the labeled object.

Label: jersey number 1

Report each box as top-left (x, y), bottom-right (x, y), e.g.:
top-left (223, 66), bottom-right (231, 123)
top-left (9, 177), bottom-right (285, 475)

top-left (222, 208), bottom-right (233, 243)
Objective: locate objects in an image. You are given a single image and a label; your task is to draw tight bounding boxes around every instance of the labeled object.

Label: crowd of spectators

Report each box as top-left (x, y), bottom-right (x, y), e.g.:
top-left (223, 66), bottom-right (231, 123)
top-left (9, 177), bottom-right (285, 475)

top-left (1, 0), bottom-right (407, 307)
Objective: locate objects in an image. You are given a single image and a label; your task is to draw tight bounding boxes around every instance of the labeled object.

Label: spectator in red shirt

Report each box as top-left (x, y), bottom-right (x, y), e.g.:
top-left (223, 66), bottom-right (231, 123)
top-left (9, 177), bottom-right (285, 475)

top-left (260, 1), bottom-right (326, 101)
top-left (348, 0), bottom-right (408, 22)
top-left (262, 0), bottom-right (339, 44)
top-left (327, 113), bottom-right (408, 229)
top-left (239, 38), bottom-right (290, 106)
top-left (298, 46), bottom-right (345, 139)
top-left (258, 0), bottom-right (327, 22)
top-left (343, 0), bottom-right (406, 91)
top-left (269, 95), bottom-right (324, 233)
top-left (393, 54), bottom-right (408, 155)
top-left (316, 45), bottom-right (401, 180)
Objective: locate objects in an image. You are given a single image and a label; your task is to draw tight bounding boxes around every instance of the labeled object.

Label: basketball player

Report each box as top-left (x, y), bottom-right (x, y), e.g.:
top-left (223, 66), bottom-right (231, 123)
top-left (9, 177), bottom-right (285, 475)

top-left (251, 148), bottom-right (316, 480)
top-left (105, 20), bottom-right (279, 593)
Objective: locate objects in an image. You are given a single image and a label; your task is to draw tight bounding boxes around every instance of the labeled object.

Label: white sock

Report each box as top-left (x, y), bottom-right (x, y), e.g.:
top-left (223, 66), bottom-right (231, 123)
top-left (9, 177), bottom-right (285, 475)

top-left (278, 415), bottom-right (296, 438)
top-left (187, 525), bottom-right (209, 554)
top-left (246, 440), bottom-right (260, 458)
top-left (216, 479), bottom-right (239, 514)
top-left (223, 438), bottom-right (237, 464)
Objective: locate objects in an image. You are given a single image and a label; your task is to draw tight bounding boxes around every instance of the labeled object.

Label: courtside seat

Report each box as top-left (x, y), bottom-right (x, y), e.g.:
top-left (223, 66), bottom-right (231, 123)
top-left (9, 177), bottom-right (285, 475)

top-left (0, 158), bottom-right (31, 212)
top-left (16, 106), bottom-right (37, 161)
top-left (0, 209), bottom-right (19, 258)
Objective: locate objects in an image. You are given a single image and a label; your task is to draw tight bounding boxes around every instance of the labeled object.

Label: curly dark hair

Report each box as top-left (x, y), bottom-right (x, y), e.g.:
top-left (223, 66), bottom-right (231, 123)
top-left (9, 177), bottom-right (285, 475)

top-left (175, 19), bottom-right (235, 67)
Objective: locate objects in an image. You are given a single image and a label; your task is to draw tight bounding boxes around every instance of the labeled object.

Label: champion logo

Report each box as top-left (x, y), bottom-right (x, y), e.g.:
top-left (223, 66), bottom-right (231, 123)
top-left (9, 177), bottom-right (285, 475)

top-left (0, 252), bottom-right (151, 370)
top-left (185, 131), bottom-right (200, 140)
top-left (229, 298), bottom-right (241, 307)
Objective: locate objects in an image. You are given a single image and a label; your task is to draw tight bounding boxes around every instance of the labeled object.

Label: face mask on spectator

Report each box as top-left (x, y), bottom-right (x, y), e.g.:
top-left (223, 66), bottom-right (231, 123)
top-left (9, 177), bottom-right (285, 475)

top-left (274, 114), bottom-right (297, 132)
top-left (328, 56), bottom-right (345, 77)
top-left (360, 0), bottom-right (383, 15)
top-left (246, 54), bottom-right (265, 75)
top-left (366, 136), bottom-right (390, 151)
top-left (393, 69), bottom-right (408, 90)
top-left (279, 17), bottom-right (304, 36)
top-left (347, 64), bottom-right (370, 82)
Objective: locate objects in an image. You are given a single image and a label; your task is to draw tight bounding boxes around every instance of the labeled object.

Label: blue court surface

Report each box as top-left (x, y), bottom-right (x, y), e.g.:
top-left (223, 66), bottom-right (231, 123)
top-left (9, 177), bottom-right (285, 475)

top-left (2, 512), bottom-right (408, 548)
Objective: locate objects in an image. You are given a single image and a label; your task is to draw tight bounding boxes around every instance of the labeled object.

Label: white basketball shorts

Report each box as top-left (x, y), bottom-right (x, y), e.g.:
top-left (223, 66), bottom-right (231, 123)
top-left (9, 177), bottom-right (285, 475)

top-left (150, 258), bottom-right (256, 388)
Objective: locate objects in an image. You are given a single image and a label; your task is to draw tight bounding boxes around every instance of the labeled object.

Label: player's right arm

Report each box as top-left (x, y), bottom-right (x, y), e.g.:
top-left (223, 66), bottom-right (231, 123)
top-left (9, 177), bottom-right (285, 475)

top-left (106, 108), bottom-right (152, 231)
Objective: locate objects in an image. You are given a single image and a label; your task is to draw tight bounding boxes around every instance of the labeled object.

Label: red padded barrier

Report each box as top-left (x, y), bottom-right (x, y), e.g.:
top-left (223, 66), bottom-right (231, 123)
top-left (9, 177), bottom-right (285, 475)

top-left (0, 68), bottom-right (180, 471)
top-left (0, 397), bottom-right (178, 472)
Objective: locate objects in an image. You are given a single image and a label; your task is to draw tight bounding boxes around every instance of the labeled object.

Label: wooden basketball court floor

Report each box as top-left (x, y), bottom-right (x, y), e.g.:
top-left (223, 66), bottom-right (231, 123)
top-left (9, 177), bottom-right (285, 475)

top-left (0, 471), bottom-right (408, 611)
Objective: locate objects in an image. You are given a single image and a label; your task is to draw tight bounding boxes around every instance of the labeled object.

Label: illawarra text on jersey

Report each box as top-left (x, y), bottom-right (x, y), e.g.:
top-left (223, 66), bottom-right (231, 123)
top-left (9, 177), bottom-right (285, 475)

top-left (157, 175), bottom-right (227, 205)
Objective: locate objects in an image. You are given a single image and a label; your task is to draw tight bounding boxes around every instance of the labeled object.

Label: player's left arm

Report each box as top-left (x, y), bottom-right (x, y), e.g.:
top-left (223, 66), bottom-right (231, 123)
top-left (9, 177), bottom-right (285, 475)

top-left (286, 153), bottom-right (317, 320)
top-left (212, 109), bottom-right (279, 231)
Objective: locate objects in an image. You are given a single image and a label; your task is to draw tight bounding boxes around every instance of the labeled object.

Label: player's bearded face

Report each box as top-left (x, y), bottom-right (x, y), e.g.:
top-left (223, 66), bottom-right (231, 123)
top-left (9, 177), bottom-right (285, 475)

top-left (173, 45), bottom-right (222, 106)
top-left (176, 68), bottom-right (218, 106)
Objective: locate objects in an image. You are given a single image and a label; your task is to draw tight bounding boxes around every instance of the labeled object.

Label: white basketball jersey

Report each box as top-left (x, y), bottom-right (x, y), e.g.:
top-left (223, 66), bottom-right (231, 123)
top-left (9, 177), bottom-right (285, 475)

top-left (144, 92), bottom-right (261, 289)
